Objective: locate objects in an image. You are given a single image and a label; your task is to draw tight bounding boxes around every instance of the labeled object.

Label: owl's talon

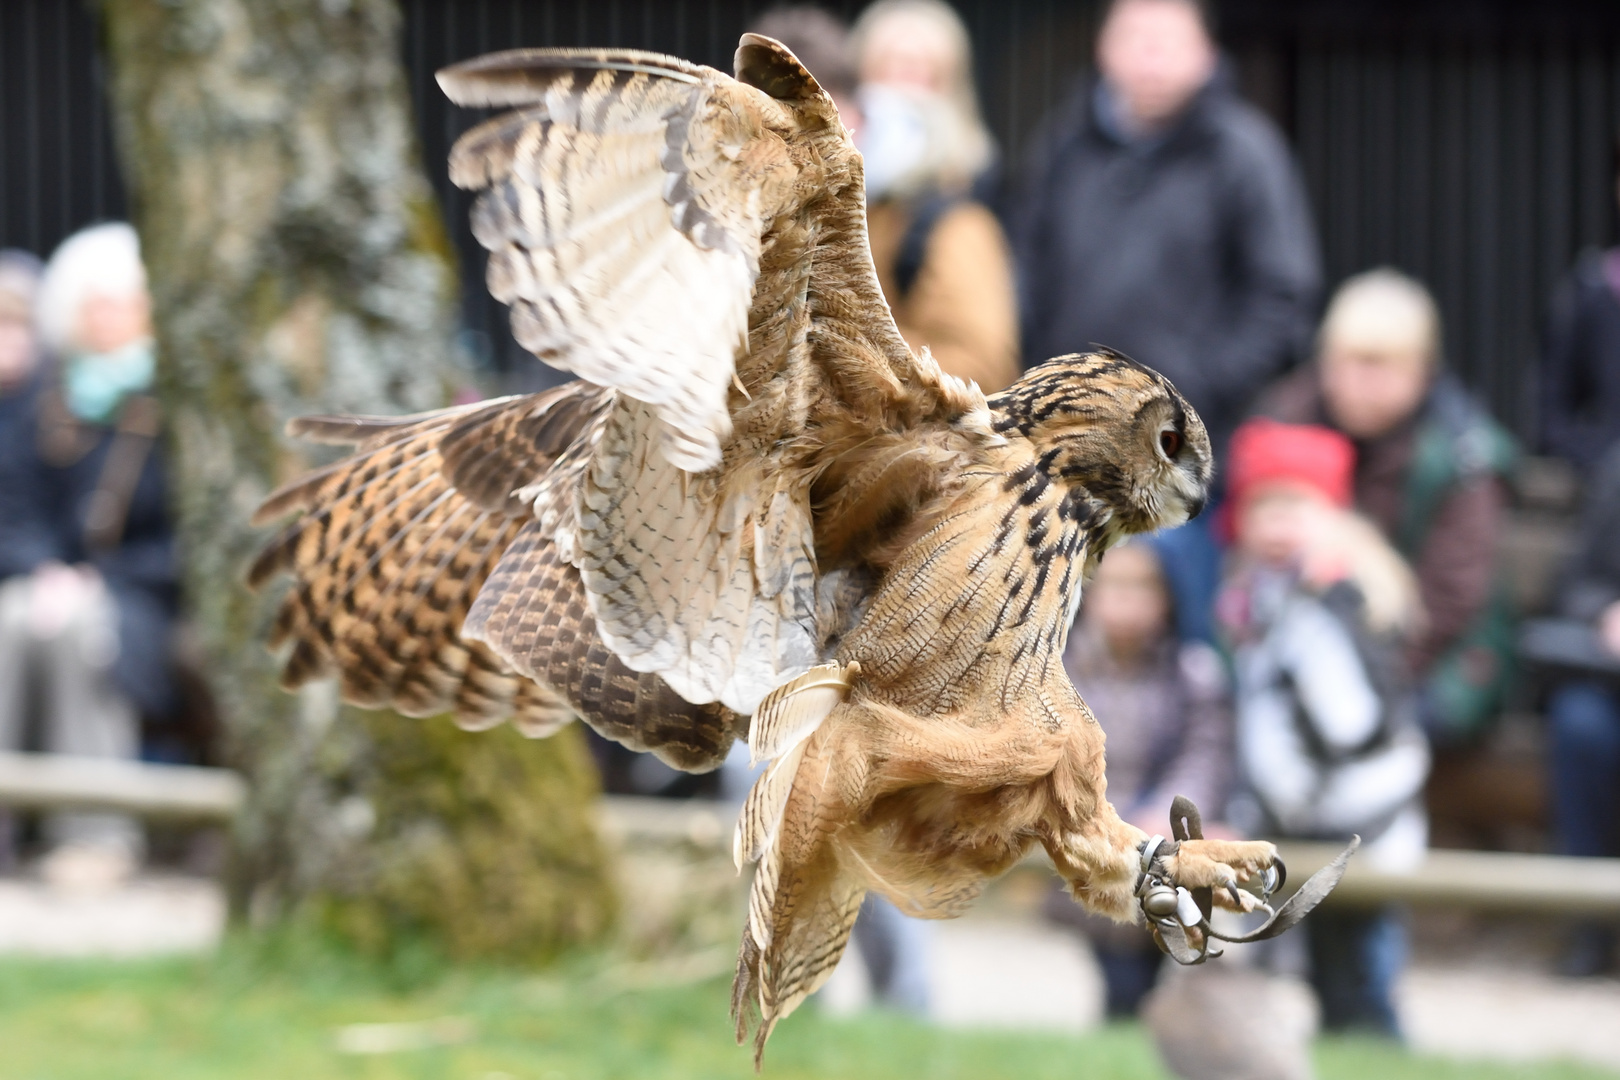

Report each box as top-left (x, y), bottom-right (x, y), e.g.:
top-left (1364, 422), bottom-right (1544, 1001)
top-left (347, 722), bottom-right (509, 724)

top-left (1139, 799), bottom-right (1358, 964)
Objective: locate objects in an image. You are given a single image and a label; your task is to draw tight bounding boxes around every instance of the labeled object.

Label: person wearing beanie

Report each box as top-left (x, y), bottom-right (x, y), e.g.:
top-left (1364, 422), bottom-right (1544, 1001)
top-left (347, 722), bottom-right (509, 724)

top-left (1257, 269), bottom-right (1516, 742)
top-left (1218, 418), bottom-right (1429, 1039)
top-left (0, 224), bottom-right (179, 890)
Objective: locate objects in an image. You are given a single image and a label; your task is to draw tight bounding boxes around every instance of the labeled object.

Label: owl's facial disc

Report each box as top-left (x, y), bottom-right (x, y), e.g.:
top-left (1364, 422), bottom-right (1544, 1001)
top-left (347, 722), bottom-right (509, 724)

top-left (1131, 398), bottom-right (1212, 532)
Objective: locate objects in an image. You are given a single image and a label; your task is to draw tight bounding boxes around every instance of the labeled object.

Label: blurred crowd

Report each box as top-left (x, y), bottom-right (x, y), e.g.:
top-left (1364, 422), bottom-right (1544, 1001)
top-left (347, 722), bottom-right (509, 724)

top-left (1, 0), bottom-right (1619, 1045)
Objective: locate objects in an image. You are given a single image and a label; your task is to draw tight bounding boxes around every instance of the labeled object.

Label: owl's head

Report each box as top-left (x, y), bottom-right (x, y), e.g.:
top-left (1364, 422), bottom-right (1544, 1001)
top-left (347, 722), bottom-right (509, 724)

top-left (987, 351), bottom-right (1213, 535)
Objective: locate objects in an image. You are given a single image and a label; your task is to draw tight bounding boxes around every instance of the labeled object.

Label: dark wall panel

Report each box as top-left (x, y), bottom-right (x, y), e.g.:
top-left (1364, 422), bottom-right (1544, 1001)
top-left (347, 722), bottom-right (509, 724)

top-left (0, 0), bottom-right (126, 260)
top-left (7, 1), bottom-right (1620, 438)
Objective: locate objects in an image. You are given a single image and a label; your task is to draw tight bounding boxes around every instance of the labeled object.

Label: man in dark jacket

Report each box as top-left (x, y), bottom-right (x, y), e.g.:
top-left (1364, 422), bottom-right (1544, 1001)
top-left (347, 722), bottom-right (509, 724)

top-left (1009, 0), bottom-right (1320, 452)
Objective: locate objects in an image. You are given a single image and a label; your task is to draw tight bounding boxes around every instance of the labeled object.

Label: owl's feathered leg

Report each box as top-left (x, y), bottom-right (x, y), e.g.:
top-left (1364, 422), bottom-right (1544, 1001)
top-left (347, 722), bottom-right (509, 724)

top-left (1041, 736), bottom-right (1281, 924)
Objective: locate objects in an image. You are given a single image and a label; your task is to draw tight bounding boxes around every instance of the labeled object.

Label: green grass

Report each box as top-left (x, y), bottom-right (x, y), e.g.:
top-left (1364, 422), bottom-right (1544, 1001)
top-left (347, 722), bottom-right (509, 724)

top-left (0, 938), bottom-right (1610, 1080)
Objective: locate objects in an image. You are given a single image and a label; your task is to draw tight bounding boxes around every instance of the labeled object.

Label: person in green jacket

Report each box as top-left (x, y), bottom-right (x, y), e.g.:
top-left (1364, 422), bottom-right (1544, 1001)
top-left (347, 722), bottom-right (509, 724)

top-left (1257, 268), bottom-right (1517, 743)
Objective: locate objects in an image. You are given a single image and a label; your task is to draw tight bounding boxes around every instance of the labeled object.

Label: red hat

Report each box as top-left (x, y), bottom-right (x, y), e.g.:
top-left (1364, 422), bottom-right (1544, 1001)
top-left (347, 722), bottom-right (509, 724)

top-left (1225, 419), bottom-right (1355, 512)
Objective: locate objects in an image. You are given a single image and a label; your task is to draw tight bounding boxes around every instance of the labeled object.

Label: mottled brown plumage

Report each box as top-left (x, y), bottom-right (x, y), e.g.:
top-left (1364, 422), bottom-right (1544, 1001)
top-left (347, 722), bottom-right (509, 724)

top-left (251, 35), bottom-right (1282, 1064)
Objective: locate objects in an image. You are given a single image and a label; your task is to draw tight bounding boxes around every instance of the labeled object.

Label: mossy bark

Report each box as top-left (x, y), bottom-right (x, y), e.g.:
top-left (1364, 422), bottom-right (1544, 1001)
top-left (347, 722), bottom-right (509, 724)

top-left (97, 0), bottom-right (613, 959)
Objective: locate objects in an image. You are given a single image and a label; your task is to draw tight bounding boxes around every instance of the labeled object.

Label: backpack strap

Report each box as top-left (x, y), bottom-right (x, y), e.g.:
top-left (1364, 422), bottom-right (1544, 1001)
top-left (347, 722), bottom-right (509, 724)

top-left (893, 192), bottom-right (961, 301)
top-left (1395, 423), bottom-right (1457, 557)
top-left (1395, 384), bottom-right (1518, 557)
top-left (84, 394), bottom-right (161, 553)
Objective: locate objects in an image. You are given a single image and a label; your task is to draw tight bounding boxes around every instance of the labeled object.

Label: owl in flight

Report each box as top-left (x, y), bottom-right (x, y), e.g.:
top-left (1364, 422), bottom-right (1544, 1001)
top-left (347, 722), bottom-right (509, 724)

top-left (252, 35), bottom-right (1309, 1063)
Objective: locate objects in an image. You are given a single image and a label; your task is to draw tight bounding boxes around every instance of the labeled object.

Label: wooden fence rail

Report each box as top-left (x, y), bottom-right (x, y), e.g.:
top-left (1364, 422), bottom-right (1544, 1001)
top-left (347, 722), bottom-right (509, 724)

top-left (1, 770), bottom-right (1614, 916)
top-left (0, 751), bottom-right (244, 822)
top-left (597, 796), bottom-right (1620, 917)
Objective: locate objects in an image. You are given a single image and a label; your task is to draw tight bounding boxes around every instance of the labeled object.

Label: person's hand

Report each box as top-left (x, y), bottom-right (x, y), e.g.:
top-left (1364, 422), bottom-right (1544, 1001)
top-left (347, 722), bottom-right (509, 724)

top-left (28, 562), bottom-right (103, 638)
top-left (1601, 600), bottom-right (1620, 659)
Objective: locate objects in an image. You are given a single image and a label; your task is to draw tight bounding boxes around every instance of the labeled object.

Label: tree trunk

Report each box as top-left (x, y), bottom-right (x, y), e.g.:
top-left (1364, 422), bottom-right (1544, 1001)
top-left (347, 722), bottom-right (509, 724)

top-left (99, 0), bottom-right (613, 961)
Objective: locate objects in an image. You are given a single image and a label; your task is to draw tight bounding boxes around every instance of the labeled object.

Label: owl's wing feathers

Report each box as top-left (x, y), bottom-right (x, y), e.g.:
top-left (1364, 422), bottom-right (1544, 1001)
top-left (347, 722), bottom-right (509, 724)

top-left (247, 393), bottom-right (582, 737)
top-left (252, 37), bottom-right (986, 766)
top-left (443, 36), bottom-right (987, 716)
top-left (439, 43), bottom-right (784, 474)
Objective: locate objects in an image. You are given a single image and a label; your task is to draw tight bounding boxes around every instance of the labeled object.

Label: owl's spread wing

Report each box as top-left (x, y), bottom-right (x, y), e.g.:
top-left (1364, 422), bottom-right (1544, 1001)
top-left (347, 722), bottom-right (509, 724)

top-left (247, 396), bottom-right (579, 737)
top-left (250, 385), bottom-right (746, 769)
top-left (251, 35), bottom-right (991, 763)
top-left (447, 37), bottom-right (988, 711)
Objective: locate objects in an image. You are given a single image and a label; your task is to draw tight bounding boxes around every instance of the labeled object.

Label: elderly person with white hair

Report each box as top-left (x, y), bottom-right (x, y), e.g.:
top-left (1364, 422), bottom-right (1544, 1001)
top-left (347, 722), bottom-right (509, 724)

top-left (1257, 268), bottom-right (1517, 744)
top-left (0, 223), bottom-right (177, 889)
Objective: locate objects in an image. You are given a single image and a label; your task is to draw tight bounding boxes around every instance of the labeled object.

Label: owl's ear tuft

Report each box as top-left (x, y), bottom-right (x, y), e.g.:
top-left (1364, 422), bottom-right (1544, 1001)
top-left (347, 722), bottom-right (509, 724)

top-left (735, 34), bottom-right (822, 101)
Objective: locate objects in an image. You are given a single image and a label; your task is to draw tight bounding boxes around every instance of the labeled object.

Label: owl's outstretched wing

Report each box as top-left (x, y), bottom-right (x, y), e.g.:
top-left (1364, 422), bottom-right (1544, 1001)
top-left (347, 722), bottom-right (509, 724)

top-left (251, 35), bottom-right (993, 765)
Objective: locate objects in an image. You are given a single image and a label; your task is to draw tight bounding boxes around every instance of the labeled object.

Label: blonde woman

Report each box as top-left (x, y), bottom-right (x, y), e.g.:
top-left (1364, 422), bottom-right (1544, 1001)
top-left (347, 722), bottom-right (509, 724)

top-left (851, 0), bottom-right (1020, 393)
top-left (1260, 268), bottom-right (1517, 741)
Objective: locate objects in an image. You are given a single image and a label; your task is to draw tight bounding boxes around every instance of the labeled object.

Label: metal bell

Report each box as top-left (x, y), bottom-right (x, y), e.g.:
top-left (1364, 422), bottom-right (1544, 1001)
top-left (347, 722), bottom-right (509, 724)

top-left (1142, 884), bottom-right (1180, 919)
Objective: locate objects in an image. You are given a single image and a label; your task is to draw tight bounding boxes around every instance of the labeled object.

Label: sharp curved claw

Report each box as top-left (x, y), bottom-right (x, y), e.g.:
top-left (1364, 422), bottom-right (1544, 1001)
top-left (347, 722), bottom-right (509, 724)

top-left (1226, 882), bottom-right (1243, 909)
top-left (1271, 854), bottom-right (1287, 894)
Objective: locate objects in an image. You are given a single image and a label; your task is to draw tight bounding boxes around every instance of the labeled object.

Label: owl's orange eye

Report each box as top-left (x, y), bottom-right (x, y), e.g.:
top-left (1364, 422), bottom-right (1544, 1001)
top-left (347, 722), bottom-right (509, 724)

top-left (1159, 429), bottom-right (1182, 459)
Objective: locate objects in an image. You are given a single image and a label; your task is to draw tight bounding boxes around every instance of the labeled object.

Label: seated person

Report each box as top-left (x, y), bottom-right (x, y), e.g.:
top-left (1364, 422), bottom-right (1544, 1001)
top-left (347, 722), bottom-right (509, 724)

top-left (1545, 444), bottom-right (1620, 976)
top-left (1218, 419), bottom-right (1429, 1038)
top-left (0, 223), bottom-right (177, 889)
top-left (1046, 539), bottom-right (1233, 1018)
top-left (1258, 269), bottom-right (1516, 742)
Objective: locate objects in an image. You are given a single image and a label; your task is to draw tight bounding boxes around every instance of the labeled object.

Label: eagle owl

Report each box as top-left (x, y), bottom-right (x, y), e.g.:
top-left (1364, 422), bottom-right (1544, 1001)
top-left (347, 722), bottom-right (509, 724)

top-left (251, 35), bottom-right (1283, 1061)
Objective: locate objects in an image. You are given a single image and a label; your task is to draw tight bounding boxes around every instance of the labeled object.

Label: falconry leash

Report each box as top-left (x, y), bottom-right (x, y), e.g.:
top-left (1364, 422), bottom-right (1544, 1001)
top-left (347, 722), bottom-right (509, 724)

top-left (1136, 795), bottom-right (1361, 965)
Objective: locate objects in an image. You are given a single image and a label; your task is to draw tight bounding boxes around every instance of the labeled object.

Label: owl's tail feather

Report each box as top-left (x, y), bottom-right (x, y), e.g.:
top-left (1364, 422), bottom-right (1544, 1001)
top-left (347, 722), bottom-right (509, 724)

top-left (729, 661), bottom-right (862, 1067)
top-left (731, 845), bottom-right (865, 1070)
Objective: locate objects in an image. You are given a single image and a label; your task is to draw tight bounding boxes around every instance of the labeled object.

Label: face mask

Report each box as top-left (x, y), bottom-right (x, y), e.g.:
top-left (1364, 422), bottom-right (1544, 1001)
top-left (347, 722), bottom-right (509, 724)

top-left (856, 84), bottom-right (939, 200)
top-left (63, 338), bottom-right (155, 423)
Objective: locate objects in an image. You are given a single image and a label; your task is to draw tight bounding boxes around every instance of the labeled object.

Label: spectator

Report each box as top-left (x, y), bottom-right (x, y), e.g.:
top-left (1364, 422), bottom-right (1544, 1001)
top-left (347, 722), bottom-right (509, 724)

top-left (1045, 539), bottom-right (1233, 1018)
top-left (1544, 444), bottom-right (1620, 975)
top-left (1540, 157), bottom-right (1620, 466)
top-left (851, 0), bottom-right (1021, 393)
top-left (1009, 0), bottom-right (1319, 450)
top-left (1218, 419), bottom-right (1429, 1038)
top-left (0, 223), bottom-right (178, 889)
top-left (0, 252), bottom-right (43, 872)
top-left (1259, 269), bottom-right (1517, 742)
top-left (1008, 0), bottom-right (1319, 644)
